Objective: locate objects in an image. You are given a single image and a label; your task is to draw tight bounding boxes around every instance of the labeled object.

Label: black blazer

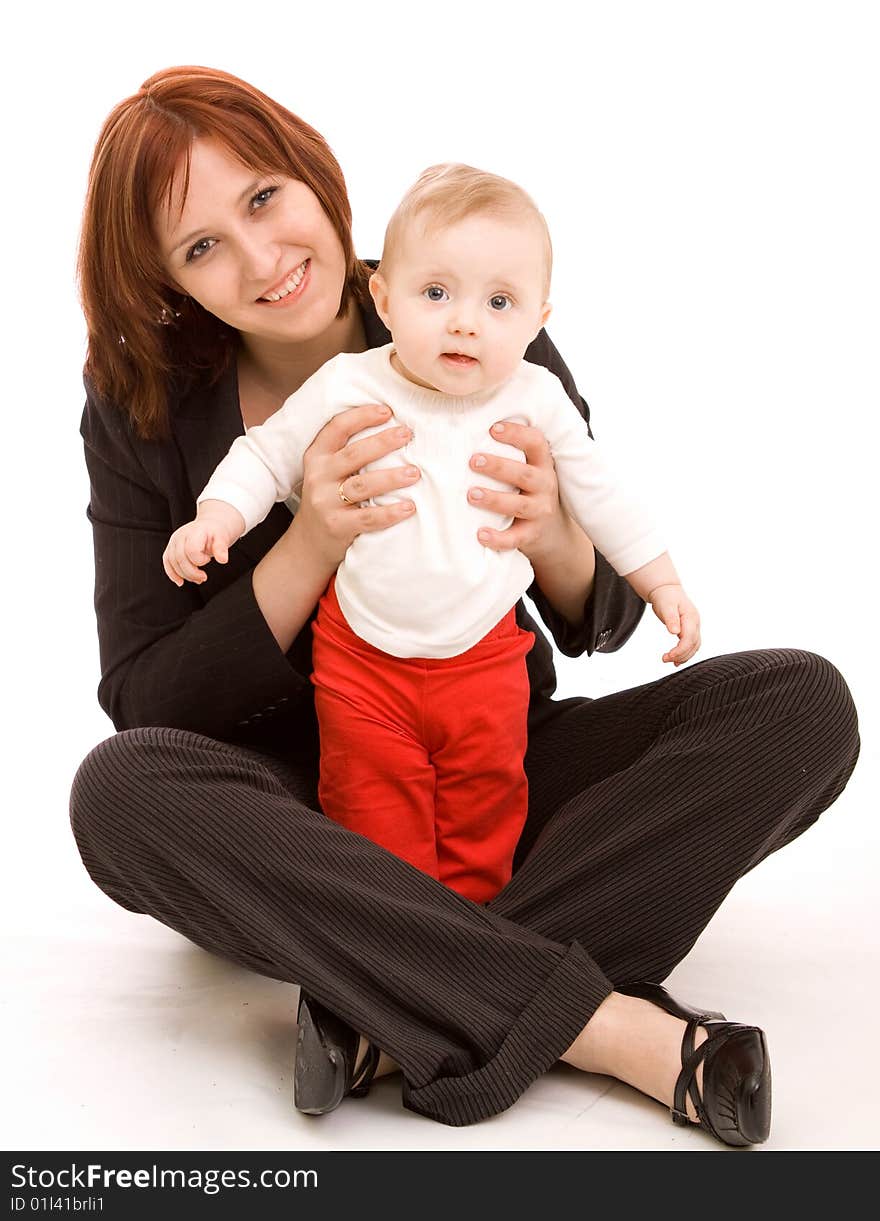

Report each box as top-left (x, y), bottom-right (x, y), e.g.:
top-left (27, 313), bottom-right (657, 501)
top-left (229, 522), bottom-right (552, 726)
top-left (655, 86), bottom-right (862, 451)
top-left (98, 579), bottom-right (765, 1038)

top-left (80, 297), bottom-right (644, 761)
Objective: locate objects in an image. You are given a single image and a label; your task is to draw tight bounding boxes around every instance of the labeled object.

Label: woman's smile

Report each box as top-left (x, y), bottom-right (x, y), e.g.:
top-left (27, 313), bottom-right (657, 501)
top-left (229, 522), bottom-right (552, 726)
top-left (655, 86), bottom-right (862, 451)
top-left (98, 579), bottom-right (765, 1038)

top-left (257, 258), bottom-right (311, 306)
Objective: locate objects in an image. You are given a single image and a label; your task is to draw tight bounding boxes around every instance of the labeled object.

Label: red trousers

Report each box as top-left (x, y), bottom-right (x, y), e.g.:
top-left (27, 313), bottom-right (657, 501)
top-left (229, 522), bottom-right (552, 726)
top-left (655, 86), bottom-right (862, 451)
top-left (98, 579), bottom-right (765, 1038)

top-left (310, 577), bottom-right (536, 904)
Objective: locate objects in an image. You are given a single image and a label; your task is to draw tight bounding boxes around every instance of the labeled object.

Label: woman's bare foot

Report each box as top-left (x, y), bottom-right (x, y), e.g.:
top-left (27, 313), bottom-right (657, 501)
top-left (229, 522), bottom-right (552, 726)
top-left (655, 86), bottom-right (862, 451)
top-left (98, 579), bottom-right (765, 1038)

top-left (561, 991), bottom-right (708, 1122)
top-left (356, 1035), bottom-right (398, 1080)
top-left (359, 991), bottom-right (713, 1109)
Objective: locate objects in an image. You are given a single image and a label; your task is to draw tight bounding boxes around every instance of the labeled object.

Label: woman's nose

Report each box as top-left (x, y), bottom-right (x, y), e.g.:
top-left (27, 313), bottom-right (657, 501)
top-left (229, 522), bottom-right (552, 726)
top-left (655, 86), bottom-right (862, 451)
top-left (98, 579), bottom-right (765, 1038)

top-left (238, 231), bottom-right (283, 285)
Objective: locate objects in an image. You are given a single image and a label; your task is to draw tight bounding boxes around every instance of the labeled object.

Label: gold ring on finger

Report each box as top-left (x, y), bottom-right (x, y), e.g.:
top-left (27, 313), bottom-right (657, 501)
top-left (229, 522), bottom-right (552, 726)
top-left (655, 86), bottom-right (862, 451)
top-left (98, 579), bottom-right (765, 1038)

top-left (338, 480), bottom-right (355, 505)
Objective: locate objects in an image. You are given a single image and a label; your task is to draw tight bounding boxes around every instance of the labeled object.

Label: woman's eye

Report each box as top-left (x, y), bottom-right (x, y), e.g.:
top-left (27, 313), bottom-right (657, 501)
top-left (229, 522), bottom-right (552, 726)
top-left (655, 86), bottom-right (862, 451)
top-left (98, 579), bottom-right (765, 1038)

top-left (250, 186), bottom-right (278, 210)
top-left (185, 237), bottom-right (216, 263)
top-left (489, 294), bottom-right (512, 311)
top-left (423, 285), bottom-right (449, 303)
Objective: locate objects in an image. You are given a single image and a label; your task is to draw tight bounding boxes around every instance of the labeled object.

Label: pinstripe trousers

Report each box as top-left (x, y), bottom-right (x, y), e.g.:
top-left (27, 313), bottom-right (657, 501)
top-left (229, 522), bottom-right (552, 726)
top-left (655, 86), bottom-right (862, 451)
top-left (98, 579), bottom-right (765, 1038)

top-left (69, 647), bottom-right (859, 1126)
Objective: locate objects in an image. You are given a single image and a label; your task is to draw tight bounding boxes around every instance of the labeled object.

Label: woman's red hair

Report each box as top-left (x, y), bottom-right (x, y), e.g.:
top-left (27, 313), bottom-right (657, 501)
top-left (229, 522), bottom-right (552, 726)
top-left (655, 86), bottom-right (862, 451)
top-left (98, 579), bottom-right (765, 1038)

top-left (78, 66), bottom-right (372, 439)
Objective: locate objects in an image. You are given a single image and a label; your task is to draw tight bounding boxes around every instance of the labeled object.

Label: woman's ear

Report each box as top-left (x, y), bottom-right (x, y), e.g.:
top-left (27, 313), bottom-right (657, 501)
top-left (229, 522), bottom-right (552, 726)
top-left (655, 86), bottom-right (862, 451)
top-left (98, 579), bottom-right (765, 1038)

top-left (369, 271), bottom-right (392, 329)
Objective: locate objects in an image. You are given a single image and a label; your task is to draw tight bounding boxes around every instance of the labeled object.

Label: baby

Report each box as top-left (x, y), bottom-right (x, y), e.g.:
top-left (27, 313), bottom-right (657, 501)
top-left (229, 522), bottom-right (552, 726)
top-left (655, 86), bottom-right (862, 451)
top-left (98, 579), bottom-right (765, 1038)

top-left (163, 162), bottom-right (700, 904)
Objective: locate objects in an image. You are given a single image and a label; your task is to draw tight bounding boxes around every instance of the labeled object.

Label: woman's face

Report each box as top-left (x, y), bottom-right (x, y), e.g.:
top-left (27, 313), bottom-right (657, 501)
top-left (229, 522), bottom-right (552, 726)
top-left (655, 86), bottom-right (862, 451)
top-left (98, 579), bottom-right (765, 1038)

top-left (157, 137), bottom-right (348, 343)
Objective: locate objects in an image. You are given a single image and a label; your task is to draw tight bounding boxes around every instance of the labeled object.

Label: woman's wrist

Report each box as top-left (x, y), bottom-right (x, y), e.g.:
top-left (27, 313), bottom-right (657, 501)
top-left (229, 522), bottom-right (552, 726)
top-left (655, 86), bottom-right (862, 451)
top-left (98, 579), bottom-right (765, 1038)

top-left (526, 512), bottom-right (597, 627)
top-left (252, 515), bottom-right (338, 653)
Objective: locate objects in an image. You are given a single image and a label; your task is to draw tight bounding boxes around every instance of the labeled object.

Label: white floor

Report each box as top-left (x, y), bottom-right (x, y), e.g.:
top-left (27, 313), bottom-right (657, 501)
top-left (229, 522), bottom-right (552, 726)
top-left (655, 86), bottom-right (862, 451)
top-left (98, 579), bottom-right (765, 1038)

top-left (3, 714), bottom-right (876, 1153)
top-left (3, 0), bottom-right (878, 1160)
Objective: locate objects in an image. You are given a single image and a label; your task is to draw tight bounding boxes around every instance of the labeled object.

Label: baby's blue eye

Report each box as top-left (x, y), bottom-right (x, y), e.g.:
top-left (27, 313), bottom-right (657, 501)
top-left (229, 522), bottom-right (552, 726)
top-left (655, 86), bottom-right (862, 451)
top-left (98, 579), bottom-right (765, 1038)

top-left (489, 295), bottom-right (512, 311)
top-left (423, 285), bottom-right (448, 302)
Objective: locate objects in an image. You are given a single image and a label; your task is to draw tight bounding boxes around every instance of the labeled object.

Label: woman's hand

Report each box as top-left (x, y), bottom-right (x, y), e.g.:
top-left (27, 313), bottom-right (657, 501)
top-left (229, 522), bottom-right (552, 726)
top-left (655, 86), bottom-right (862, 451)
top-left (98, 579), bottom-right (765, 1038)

top-left (253, 403), bottom-right (419, 654)
top-left (468, 420), bottom-right (568, 561)
top-left (294, 403), bottom-right (420, 570)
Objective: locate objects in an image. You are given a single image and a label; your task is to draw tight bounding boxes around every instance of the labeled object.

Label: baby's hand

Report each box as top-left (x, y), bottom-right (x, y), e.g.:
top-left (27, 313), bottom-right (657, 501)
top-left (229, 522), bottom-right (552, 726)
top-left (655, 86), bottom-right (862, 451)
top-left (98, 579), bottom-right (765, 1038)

top-left (163, 501), bottom-right (246, 587)
top-left (648, 583), bottom-right (701, 666)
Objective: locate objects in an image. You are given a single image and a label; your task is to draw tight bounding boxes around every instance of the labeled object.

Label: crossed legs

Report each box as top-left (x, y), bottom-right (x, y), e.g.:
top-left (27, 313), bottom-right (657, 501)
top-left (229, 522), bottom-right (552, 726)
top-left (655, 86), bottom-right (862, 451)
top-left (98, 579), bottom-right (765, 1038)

top-left (69, 648), bottom-right (859, 1127)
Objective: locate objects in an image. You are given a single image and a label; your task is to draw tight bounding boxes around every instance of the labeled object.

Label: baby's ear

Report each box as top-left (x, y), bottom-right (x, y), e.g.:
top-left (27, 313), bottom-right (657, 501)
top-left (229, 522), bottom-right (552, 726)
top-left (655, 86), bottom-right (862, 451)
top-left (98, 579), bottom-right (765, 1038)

top-left (369, 272), bottom-right (391, 327)
top-left (535, 301), bottom-right (553, 335)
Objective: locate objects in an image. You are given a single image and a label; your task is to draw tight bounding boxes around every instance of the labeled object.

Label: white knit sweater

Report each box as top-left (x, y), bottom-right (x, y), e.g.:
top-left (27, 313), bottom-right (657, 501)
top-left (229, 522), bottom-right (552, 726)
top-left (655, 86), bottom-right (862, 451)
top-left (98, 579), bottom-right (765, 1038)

top-left (199, 343), bottom-right (664, 658)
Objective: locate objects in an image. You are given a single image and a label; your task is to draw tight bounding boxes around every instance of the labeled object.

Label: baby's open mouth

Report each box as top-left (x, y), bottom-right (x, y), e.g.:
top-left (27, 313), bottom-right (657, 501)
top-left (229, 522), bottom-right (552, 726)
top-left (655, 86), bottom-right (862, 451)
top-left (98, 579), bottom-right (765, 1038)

top-left (442, 353), bottom-right (478, 365)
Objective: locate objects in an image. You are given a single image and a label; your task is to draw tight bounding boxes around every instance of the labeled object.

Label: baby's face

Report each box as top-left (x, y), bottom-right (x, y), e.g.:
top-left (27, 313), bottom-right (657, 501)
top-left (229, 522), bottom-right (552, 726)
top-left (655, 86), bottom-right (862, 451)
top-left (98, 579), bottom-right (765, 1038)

top-left (371, 212), bottom-right (551, 396)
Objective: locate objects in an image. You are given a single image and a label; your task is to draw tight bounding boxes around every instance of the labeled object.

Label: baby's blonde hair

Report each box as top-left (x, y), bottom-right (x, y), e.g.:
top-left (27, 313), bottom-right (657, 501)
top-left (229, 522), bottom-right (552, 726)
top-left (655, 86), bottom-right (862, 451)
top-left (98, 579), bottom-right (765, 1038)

top-left (378, 162), bottom-right (553, 299)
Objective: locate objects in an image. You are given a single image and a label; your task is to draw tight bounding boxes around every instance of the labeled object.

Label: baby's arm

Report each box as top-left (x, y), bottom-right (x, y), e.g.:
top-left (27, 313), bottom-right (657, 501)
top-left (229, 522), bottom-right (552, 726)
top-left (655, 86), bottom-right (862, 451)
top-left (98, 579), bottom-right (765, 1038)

top-left (162, 360), bottom-right (345, 586)
top-left (535, 377), bottom-right (701, 663)
top-left (197, 368), bottom-right (339, 535)
top-left (196, 376), bottom-right (327, 529)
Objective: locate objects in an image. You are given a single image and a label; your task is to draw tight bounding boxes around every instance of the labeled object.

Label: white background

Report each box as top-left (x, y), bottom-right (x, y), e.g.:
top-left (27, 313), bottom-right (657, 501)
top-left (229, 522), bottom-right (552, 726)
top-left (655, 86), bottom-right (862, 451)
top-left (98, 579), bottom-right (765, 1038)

top-left (1, 0), bottom-right (877, 1152)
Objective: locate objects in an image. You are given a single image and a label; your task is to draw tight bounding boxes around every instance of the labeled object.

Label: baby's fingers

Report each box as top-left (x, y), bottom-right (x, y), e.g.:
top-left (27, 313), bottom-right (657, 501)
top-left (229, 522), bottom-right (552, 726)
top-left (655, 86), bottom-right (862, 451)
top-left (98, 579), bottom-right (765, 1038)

top-left (663, 606), bottom-right (702, 665)
top-left (162, 550), bottom-right (184, 587)
top-left (678, 607), bottom-right (702, 661)
top-left (177, 543), bottom-right (209, 583)
top-left (166, 531), bottom-right (208, 584)
top-left (167, 523), bottom-right (232, 584)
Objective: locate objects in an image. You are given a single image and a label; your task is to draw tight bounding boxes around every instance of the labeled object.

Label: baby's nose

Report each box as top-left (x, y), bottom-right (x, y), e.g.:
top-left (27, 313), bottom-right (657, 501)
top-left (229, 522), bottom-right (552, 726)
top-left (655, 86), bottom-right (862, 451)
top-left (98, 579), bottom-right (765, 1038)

top-left (448, 306), bottom-right (479, 335)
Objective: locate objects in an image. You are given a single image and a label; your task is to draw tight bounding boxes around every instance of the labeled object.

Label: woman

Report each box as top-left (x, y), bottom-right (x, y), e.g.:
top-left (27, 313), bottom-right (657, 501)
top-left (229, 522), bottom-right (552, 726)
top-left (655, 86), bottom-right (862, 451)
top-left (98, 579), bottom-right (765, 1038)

top-left (70, 65), bottom-right (860, 1145)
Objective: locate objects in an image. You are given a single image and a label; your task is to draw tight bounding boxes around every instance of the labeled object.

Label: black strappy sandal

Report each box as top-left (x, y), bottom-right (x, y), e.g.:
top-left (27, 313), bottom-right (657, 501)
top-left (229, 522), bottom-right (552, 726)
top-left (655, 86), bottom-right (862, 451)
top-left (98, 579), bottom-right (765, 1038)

top-left (617, 981), bottom-right (771, 1147)
top-left (294, 990), bottom-right (381, 1115)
